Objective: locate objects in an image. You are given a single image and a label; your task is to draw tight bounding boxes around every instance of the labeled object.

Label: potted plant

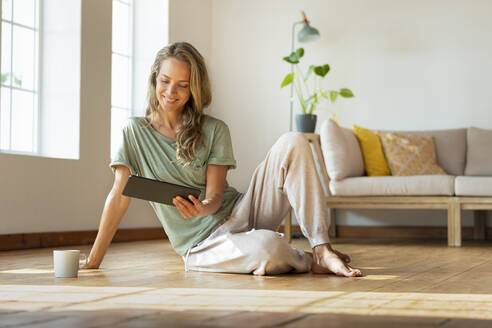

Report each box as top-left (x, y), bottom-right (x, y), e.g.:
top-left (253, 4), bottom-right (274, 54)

top-left (281, 47), bottom-right (354, 132)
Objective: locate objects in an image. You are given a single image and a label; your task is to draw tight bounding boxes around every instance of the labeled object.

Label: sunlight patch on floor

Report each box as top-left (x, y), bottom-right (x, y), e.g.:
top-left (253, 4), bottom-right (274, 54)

top-left (0, 284), bottom-right (153, 293)
top-left (0, 269), bottom-right (54, 274)
top-left (2, 285), bottom-right (492, 320)
top-left (359, 275), bottom-right (399, 280)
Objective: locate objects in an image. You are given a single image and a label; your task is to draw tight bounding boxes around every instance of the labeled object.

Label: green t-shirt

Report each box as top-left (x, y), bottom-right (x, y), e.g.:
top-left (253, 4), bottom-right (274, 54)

top-left (109, 115), bottom-right (242, 255)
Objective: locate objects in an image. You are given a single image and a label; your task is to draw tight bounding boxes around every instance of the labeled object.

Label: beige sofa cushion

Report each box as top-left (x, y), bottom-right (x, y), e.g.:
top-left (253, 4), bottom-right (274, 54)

top-left (465, 127), bottom-right (492, 176)
top-left (382, 128), bottom-right (467, 176)
top-left (330, 175), bottom-right (455, 196)
top-left (379, 132), bottom-right (446, 176)
top-left (320, 119), bottom-right (364, 180)
top-left (455, 176), bottom-right (492, 196)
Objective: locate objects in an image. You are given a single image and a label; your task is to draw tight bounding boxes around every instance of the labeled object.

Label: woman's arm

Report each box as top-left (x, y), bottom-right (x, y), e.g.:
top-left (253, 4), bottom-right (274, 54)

top-left (84, 165), bottom-right (132, 268)
top-left (173, 164), bottom-right (228, 218)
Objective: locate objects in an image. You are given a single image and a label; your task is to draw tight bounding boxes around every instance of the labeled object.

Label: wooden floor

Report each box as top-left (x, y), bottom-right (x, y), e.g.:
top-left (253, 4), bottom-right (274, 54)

top-left (1, 238), bottom-right (492, 327)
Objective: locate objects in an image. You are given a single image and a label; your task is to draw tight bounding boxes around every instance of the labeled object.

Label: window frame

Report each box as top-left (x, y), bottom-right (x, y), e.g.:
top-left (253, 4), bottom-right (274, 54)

top-left (0, 0), bottom-right (41, 155)
top-left (110, 0), bottom-right (134, 158)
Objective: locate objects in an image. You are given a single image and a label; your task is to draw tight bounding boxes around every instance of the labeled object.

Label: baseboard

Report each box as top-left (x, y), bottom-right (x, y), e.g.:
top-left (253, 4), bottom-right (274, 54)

top-left (278, 225), bottom-right (492, 240)
top-left (2, 225), bottom-right (490, 251)
top-left (0, 228), bottom-right (167, 251)
top-left (336, 226), bottom-right (478, 239)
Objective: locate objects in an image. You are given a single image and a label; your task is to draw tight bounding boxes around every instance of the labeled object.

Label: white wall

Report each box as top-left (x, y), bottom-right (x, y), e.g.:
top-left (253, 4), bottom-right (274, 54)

top-left (168, 0), bottom-right (212, 66)
top-left (208, 0), bottom-right (492, 227)
top-left (40, 0), bottom-right (81, 159)
top-left (0, 0), bottom-right (157, 234)
top-left (2, 0), bottom-right (491, 235)
top-left (0, 0), bottom-right (215, 235)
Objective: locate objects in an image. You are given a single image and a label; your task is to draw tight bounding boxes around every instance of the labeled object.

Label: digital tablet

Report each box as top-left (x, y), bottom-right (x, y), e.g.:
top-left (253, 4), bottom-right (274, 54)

top-left (122, 175), bottom-right (201, 206)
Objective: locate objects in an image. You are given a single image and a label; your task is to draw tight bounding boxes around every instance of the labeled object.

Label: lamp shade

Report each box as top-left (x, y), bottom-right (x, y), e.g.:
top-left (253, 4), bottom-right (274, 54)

top-left (298, 23), bottom-right (320, 42)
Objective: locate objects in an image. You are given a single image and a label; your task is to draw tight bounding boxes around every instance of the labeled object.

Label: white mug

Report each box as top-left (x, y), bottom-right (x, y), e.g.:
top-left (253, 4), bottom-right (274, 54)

top-left (53, 250), bottom-right (87, 278)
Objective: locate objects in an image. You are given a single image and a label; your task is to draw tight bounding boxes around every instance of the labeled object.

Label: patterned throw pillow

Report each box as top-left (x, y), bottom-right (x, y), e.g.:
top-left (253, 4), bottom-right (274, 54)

top-left (353, 125), bottom-right (391, 176)
top-left (378, 132), bottom-right (447, 176)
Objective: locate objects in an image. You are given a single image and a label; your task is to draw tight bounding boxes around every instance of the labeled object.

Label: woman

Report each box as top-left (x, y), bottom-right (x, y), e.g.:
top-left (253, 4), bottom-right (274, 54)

top-left (85, 42), bottom-right (362, 277)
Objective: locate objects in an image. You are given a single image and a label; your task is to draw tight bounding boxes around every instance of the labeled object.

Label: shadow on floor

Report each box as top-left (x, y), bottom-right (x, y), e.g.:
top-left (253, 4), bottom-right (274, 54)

top-left (1, 308), bottom-right (491, 328)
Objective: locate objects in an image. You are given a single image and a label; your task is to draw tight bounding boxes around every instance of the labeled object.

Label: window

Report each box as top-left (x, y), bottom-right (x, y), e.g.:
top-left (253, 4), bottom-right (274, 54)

top-left (0, 0), bottom-right (80, 160)
top-left (110, 0), bottom-right (168, 159)
top-left (111, 0), bottom-right (133, 159)
top-left (1, 0), bottom-right (40, 153)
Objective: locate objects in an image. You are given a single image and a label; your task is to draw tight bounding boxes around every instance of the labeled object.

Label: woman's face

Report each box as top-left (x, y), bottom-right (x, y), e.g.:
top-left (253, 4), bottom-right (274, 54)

top-left (155, 57), bottom-right (191, 115)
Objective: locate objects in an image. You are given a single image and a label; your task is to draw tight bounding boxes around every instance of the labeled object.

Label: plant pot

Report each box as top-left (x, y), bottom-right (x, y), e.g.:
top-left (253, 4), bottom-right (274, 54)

top-left (295, 114), bottom-right (317, 133)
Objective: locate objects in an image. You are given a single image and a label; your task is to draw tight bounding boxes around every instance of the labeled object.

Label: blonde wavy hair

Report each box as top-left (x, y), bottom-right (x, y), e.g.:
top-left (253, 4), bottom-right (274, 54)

top-left (143, 42), bottom-right (212, 165)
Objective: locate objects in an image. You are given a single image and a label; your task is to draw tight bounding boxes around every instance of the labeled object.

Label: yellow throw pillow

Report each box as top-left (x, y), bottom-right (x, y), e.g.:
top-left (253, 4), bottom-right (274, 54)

top-left (379, 132), bottom-right (447, 176)
top-left (353, 125), bottom-right (391, 176)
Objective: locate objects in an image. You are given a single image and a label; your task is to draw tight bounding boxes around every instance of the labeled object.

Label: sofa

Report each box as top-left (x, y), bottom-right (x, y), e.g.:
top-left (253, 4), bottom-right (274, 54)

top-left (285, 120), bottom-right (492, 247)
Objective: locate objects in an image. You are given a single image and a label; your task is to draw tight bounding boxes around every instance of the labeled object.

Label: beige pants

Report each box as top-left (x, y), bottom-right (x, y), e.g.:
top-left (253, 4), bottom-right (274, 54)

top-left (184, 132), bottom-right (331, 275)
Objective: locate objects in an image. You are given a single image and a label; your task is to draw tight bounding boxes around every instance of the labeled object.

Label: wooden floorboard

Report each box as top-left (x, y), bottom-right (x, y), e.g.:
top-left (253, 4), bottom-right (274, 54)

top-left (1, 238), bottom-right (492, 327)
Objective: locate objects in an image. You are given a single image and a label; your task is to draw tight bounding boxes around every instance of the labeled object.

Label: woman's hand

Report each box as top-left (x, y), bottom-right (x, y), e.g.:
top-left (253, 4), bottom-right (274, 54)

top-left (173, 195), bottom-right (205, 219)
top-left (174, 164), bottom-right (227, 219)
top-left (79, 258), bottom-right (100, 270)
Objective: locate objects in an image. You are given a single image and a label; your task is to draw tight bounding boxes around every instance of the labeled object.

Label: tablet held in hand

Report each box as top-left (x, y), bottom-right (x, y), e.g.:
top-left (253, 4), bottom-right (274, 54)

top-left (122, 175), bottom-right (201, 206)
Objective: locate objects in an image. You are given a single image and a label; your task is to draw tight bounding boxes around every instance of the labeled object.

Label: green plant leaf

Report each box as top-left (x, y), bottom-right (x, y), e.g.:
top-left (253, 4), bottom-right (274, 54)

top-left (280, 73), bottom-right (294, 88)
top-left (14, 76), bottom-right (22, 87)
top-left (283, 48), bottom-right (304, 64)
top-left (305, 95), bottom-right (316, 106)
top-left (330, 91), bottom-right (339, 103)
top-left (304, 65), bottom-right (315, 82)
top-left (1, 72), bottom-right (9, 84)
top-left (320, 88), bottom-right (329, 99)
top-left (314, 64), bottom-right (330, 77)
top-left (283, 55), bottom-right (299, 64)
top-left (340, 88), bottom-right (354, 98)
top-left (295, 48), bottom-right (304, 59)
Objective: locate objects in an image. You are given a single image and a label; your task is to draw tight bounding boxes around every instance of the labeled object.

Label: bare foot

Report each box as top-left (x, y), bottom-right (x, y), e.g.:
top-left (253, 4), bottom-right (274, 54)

top-left (332, 249), bottom-right (351, 263)
top-left (311, 244), bottom-right (362, 277)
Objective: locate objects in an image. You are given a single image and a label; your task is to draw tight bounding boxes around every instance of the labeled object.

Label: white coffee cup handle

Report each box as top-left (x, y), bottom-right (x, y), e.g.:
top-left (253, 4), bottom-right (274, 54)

top-left (79, 253), bottom-right (87, 268)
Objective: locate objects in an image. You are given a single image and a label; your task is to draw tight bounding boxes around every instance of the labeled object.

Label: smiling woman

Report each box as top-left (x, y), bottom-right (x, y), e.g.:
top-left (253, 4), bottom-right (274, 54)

top-left (86, 42), bottom-right (361, 278)
top-left (144, 42), bottom-right (211, 165)
top-left (155, 59), bottom-right (191, 113)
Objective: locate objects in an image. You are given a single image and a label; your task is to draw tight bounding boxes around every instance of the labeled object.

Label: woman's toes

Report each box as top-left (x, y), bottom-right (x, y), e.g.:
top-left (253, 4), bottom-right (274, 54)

top-left (331, 263), bottom-right (352, 277)
top-left (336, 264), bottom-right (363, 277)
top-left (340, 269), bottom-right (354, 277)
top-left (348, 267), bottom-right (362, 277)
